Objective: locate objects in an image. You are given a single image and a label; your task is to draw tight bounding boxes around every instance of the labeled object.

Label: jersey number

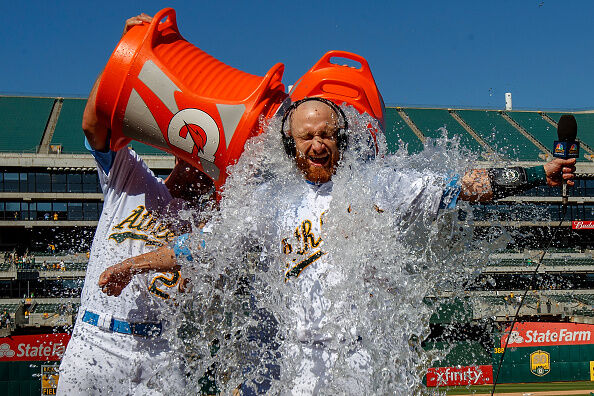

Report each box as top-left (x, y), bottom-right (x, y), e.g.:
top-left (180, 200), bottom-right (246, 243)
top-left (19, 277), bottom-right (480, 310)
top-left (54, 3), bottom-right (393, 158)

top-left (149, 271), bottom-right (181, 299)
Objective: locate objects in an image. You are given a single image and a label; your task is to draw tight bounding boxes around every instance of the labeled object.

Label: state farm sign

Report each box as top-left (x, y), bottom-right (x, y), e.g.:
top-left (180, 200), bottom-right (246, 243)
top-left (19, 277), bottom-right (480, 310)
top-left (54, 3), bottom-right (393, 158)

top-left (501, 322), bottom-right (593, 348)
top-left (572, 221), bottom-right (594, 230)
top-left (426, 365), bottom-right (493, 387)
top-left (0, 333), bottom-right (70, 361)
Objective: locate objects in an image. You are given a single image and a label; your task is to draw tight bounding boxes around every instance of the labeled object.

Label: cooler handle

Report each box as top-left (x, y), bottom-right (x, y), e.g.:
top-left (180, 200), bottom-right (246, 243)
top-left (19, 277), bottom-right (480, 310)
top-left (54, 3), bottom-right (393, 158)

top-left (148, 8), bottom-right (180, 46)
top-left (316, 50), bottom-right (374, 80)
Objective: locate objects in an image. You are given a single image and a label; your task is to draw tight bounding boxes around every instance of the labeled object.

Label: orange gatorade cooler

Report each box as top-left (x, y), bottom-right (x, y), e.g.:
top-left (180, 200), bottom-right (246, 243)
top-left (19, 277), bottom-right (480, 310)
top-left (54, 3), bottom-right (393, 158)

top-left (290, 50), bottom-right (385, 134)
top-left (95, 8), bottom-right (288, 191)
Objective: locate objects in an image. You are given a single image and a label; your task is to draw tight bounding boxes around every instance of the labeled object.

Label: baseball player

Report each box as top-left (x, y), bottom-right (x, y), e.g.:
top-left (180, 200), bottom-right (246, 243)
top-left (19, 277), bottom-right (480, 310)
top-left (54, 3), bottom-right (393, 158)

top-left (99, 98), bottom-right (576, 393)
top-left (57, 14), bottom-right (213, 396)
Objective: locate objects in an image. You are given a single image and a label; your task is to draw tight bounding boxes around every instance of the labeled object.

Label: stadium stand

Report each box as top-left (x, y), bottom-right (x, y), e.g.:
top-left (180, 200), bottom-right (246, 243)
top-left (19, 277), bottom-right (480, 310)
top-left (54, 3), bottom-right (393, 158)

top-left (543, 111), bottom-right (594, 157)
top-left (0, 96), bottom-right (54, 152)
top-left (30, 303), bottom-right (70, 314)
top-left (0, 95), bottom-right (592, 393)
top-left (506, 111), bottom-right (560, 153)
top-left (384, 108), bottom-right (423, 154)
top-left (426, 340), bottom-right (492, 366)
top-left (403, 108), bottom-right (483, 153)
top-left (50, 98), bottom-right (87, 154)
top-left (545, 112), bottom-right (566, 124)
top-left (457, 109), bottom-right (543, 161)
top-left (0, 303), bottom-right (19, 314)
top-left (0, 97), bottom-right (176, 353)
top-left (51, 98), bottom-right (168, 155)
top-left (572, 113), bottom-right (594, 150)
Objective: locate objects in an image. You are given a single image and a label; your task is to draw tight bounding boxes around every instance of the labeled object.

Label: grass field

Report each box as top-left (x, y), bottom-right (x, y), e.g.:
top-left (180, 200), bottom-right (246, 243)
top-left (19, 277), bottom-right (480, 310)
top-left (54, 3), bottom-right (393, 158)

top-left (439, 381), bottom-right (594, 395)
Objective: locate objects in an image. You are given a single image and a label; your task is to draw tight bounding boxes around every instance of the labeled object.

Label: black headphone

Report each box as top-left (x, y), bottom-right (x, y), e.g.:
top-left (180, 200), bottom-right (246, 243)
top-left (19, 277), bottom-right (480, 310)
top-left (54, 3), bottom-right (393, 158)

top-left (280, 97), bottom-right (349, 158)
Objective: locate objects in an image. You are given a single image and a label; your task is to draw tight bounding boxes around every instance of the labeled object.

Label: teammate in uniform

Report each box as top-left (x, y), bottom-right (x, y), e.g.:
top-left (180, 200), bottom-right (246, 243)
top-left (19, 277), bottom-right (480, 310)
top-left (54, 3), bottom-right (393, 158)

top-left (57, 14), bottom-right (213, 395)
top-left (99, 98), bottom-right (576, 393)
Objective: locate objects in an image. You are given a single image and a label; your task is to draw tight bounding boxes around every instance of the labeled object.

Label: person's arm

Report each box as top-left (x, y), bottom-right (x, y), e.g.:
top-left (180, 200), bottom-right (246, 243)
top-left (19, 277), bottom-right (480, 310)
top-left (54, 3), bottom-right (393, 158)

top-left (459, 158), bottom-right (576, 202)
top-left (98, 245), bottom-right (178, 297)
top-left (82, 74), bottom-right (108, 151)
top-left (82, 13), bottom-right (153, 152)
top-left (99, 233), bottom-right (195, 296)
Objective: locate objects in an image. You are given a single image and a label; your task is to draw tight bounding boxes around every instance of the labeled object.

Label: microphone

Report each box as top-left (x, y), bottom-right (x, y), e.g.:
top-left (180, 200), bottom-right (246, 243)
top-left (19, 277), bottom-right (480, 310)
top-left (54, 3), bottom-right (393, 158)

top-left (553, 114), bottom-right (579, 206)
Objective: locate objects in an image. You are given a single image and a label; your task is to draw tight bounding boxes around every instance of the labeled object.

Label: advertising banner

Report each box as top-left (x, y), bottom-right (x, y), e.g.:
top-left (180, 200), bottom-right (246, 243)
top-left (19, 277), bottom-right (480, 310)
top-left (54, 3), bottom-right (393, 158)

top-left (572, 221), bottom-right (594, 230)
top-left (501, 322), bottom-right (593, 348)
top-left (426, 365), bottom-right (493, 387)
top-left (41, 364), bottom-right (60, 395)
top-left (0, 333), bottom-right (70, 362)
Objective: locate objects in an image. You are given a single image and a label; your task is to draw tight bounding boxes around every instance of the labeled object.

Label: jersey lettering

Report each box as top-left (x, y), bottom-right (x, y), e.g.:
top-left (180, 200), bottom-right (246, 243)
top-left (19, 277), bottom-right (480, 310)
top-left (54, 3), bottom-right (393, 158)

top-left (109, 205), bottom-right (175, 246)
top-left (283, 217), bottom-right (325, 280)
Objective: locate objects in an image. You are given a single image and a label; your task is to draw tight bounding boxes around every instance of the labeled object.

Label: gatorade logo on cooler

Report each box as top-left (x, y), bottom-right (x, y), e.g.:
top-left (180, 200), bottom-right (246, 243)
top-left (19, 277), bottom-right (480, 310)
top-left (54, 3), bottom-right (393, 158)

top-left (122, 60), bottom-right (246, 181)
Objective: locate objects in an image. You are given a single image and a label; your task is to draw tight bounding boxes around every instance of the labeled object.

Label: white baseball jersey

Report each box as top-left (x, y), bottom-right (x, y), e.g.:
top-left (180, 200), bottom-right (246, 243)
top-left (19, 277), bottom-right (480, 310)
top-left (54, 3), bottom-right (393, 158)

top-left (58, 147), bottom-right (185, 396)
top-left (79, 147), bottom-right (180, 321)
top-left (262, 169), bottom-right (452, 393)
top-left (277, 170), bottom-right (446, 342)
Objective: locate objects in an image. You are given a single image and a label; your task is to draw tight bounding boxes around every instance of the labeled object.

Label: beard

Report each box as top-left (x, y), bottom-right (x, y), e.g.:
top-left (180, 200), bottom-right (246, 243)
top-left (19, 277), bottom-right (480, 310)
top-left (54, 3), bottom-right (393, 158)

top-left (295, 153), bottom-right (337, 184)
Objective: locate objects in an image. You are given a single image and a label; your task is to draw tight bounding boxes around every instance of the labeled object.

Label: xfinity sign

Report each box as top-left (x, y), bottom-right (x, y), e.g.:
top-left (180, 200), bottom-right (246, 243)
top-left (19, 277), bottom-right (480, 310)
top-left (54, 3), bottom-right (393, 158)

top-left (426, 365), bottom-right (493, 387)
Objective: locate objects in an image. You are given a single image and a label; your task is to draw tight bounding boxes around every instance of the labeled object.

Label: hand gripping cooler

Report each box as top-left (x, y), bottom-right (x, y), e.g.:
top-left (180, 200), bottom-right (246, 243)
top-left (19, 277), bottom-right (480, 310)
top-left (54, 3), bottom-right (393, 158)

top-left (95, 8), bottom-right (288, 190)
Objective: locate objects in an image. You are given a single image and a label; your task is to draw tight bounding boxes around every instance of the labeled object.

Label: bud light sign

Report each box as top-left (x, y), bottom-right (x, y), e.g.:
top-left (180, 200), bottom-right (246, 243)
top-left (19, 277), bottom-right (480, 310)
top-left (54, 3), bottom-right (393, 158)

top-left (573, 221), bottom-right (594, 230)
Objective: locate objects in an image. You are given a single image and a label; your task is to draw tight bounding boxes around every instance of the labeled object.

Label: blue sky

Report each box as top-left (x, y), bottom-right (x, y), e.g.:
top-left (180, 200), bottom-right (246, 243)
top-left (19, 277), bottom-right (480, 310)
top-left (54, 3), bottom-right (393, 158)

top-left (2, 0), bottom-right (593, 110)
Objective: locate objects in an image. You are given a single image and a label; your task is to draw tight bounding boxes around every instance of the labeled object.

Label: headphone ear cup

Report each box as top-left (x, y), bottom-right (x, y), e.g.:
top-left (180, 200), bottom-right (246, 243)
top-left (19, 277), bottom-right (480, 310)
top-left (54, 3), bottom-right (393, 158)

top-left (338, 131), bottom-right (348, 153)
top-left (282, 134), bottom-right (296, 157)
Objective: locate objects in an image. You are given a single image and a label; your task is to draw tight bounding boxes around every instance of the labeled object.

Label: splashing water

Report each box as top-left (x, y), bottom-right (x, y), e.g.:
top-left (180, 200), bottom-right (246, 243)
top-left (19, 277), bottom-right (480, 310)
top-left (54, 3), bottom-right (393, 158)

top-left (159, 106), bottom-right (499, 395)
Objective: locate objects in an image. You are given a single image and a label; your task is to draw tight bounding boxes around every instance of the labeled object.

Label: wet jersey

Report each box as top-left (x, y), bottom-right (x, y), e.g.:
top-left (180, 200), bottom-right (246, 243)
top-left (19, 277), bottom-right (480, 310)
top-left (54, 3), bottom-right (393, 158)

top-left (276, 169), bottom-right (452, 342)
top-left (79, 148), bottom-right (181, 323)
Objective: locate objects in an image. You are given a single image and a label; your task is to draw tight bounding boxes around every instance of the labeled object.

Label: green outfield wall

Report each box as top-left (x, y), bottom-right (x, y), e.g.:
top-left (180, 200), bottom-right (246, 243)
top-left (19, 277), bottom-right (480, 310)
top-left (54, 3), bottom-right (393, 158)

top-left (0, 361), bottom-right (59, 395)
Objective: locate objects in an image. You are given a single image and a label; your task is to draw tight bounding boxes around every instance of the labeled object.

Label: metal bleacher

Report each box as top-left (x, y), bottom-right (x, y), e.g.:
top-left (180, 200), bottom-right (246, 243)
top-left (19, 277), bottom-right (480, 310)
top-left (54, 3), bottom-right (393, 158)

top-left (489, 257), bottom-right (594, 267)
top-left (0, 303), bottom-right (19, 314)
top-left (384, 108), bottom-right (423, 154)
top-left (572, 114), bottom-right (594, 151)
top-left (404, 108), bottom-right (482, 153)
top-left (50, 98), bottom-right (87, 154)
top-left (30, 303), bottom-right (70, 314)
top-left (506, 112), bottom-right (557, 150)
top-left (383, 106), bottom-right (594, 163)
top-left (51, 98), bottom-right (167, 156)
top-left (0, 96), bottom-right (54, 152)
top-left (456, 109), bottom-right (543, 161)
